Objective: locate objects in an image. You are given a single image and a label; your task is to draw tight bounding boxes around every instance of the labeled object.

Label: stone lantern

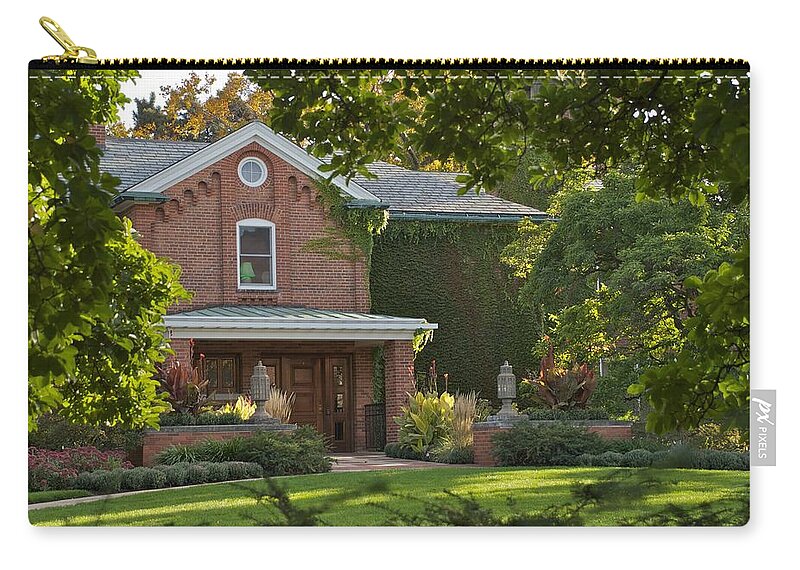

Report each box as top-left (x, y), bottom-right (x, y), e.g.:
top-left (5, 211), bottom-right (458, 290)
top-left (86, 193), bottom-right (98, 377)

top-left (250, 360), bottom-right (274, 423)
top-left (495, 360), bottom-right (518, 418)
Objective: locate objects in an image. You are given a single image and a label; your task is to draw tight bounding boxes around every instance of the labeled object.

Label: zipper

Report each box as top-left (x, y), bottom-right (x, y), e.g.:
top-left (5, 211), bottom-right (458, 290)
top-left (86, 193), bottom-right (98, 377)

top-left (33, 16), bottom-right (749, 70)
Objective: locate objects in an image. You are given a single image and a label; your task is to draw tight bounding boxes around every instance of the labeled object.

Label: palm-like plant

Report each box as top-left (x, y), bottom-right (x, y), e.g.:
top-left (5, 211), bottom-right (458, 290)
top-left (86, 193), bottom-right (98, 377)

top-left (532, 345), bottom-right (597, 410)
top-left (157, 359), bottom-right (209, 415)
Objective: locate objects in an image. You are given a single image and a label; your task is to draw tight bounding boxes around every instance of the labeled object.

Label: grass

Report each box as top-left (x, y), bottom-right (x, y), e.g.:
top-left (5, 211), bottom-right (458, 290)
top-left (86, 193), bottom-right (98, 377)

top-left (29, 489), bottom-right (92, 504)
top-left (28, 466), bottom-right (749, 526)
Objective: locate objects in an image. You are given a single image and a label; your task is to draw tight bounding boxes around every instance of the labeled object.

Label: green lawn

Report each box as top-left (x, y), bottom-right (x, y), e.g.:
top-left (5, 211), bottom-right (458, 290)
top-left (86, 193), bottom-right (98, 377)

top-left (29, 466), bottom-right (749, 526)
top-left (28, 489), bottom-right (92, 504)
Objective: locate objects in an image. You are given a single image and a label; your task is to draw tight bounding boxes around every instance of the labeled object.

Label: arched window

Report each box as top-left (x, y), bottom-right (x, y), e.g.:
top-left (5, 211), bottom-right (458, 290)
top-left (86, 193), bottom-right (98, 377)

top-left (237, 219), bottom-right (276, 290)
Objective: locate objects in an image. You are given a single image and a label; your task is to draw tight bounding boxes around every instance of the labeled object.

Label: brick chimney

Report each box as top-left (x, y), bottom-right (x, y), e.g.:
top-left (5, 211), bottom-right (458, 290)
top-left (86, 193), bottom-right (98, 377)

top-left (88, 124), bottom-right (106, 149)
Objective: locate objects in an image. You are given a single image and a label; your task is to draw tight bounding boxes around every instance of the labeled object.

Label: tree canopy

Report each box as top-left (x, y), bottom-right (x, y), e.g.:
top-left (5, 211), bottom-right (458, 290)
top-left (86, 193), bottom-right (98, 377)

top-left (111, 72), bottom-right (273, 142)
top-left (246, 68), bottom-right (749, 432)
top-left (28, 70), bottom-right (190, 430)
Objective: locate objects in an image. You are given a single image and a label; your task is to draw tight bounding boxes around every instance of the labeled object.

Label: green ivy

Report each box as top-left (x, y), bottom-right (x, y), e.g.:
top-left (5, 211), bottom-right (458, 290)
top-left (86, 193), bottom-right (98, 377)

top-left (370, 221), bottom-right (537, 401)
top-left (302, 179), bottom-right (388, 266)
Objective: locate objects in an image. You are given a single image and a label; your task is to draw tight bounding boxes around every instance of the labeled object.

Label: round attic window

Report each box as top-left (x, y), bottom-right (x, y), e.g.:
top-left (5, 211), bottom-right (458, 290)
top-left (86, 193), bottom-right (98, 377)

top-left (238, 157), bottom-right (268, 187)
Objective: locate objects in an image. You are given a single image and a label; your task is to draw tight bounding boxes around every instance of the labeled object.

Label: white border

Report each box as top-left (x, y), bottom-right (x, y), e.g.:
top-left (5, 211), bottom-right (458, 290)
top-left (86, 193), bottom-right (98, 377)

top-left (236, 218), bottom-right (277, 290)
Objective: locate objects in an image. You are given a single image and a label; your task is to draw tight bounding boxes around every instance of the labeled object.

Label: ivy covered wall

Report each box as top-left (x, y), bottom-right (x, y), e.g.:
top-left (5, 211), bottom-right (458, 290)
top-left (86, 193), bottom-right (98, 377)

top-left (370, 221), bottom-right (537, 401)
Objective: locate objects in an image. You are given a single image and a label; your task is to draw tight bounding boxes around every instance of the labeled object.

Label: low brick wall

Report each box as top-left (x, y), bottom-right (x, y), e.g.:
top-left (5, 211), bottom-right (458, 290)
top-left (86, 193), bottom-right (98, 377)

top-left (473, 420), bottom-right (633, 467)
top-left (141, 423), bottom-right (296, 466)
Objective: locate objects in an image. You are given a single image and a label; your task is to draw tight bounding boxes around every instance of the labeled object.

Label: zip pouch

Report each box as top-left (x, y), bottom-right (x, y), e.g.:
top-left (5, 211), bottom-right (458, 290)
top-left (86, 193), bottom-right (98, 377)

top-left (28, 17), bottom-right (750, 527)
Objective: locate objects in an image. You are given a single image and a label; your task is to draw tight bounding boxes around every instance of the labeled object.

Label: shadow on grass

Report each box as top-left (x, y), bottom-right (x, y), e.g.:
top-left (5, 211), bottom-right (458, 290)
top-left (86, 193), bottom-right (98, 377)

top-left (35, 467), bottom-right (749, 527)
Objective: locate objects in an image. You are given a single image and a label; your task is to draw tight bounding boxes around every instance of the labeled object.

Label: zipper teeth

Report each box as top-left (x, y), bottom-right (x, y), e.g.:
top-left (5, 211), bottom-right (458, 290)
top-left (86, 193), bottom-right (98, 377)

top-left (31, 57), bottom-right (750, 69)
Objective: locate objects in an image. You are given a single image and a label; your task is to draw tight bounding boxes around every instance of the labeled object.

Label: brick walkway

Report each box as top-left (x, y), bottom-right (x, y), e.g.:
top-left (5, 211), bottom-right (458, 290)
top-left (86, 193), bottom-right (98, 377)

top-left (330, 452), bottom-right (467, 472)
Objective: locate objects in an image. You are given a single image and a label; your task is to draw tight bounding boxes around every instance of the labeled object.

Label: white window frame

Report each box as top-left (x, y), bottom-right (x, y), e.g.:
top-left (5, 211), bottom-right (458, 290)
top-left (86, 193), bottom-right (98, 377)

top-left (237, 157), bottom-right (268, 187)
top-left (237, 218), bottom-right (277, 290)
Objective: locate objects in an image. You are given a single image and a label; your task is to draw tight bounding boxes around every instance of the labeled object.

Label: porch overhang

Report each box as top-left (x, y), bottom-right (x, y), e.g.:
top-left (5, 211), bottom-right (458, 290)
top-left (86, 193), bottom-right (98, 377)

top-left (163, 305), bottom-right (437, 341)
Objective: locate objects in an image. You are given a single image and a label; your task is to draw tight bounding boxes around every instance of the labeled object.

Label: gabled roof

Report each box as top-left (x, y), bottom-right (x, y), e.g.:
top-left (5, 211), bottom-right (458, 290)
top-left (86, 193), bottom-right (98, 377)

top-left (109, 122), bottom-right (379, 204)
top-left (102, 122), bottom-right (548, 222)
top-left (164, 305), bottom-right (437, 341)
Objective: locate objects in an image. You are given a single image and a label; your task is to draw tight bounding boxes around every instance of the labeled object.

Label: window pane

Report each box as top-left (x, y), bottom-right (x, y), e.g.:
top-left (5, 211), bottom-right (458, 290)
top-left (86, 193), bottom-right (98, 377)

top-left (206, 359), bottom-right (218, 389)
top-left (240, 255), bottom-right (273, 285)
top-left (239, 226), bottom-right (271, 254)
top-left (221, 359), bottom-right (235, 389)
top-left (243, 161), bottom-right (262, 184)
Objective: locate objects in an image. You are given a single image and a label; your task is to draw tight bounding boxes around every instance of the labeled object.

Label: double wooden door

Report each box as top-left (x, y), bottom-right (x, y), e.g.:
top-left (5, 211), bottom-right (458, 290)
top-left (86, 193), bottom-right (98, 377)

top-left (260, 355), bottom-right (353, 452)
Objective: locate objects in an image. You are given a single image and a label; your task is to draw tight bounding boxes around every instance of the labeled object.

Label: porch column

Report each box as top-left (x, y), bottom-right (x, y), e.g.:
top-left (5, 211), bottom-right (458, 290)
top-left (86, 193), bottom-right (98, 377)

top-left (384, 339), bottom-right (416, 443)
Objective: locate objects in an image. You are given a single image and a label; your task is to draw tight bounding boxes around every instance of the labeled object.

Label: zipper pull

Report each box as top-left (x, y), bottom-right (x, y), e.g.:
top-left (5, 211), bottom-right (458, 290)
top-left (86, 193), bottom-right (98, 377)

top-left (39, 16), bottom-right (98, 64)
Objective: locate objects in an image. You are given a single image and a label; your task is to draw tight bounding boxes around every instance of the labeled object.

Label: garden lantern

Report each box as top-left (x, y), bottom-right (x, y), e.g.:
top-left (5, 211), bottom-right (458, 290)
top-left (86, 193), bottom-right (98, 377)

top-left (496, 360), bottom-right (518, 418)
top-left (250, 360), bottom-right (272, 422)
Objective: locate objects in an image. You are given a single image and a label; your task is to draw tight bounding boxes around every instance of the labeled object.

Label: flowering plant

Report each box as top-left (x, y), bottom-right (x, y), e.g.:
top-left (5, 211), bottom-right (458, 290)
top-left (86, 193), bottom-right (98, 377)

top-left (28, 446), bottom-right (133, 492)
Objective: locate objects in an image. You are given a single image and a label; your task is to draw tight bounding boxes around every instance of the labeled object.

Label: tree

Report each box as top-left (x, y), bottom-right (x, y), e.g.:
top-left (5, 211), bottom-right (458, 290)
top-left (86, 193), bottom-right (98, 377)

top-left (247, 68), bottom-right (749, 432)
top-left (28, 70), bottom-right (190, 430)
top-left (116, 72), bottom-right (274, 142)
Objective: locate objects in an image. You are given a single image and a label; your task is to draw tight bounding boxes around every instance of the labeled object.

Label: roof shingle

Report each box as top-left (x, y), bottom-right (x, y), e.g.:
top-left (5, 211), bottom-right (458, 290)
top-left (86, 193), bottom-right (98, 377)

top-left (101, 136), bottom-right (546, 220)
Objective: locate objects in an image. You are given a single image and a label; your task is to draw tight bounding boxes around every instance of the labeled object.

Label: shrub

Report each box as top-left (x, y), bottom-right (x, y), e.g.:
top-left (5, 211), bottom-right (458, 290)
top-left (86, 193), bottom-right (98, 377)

top-left (687, 422), bottom-right (749, 452)
top-left (575, 453), bottom-right (595, 466)
top-left (523, 409), bottom-right (610, 421)
top-left (158, 413), bottom-right (198, 427)
top-left (690, 450), bottom-right (749, 471)
top-left (593, 451), bottom-right (625, 467)
top-left (227, 461), bottom-right (262, 480)
top-left (622, 449), bottom-right (654, 467)
top-left (491, 422), bottom-right (606, 466)
top-left (195, 412), bottom-right (244, 425)
top-left (429, 445), bottom-right (474, 464)
top-left (28, 446), bottom-right (133, 492)
top-left (155, 427), bottom-right (331, 476)
top-left (121, 467), bottom-right (168, 491)
top-left (157, 464), bottom-right (189, 487)
top-left (28, 413), bottom-right (144, 453)
top-left (217, 395), bottom-right (257, 421)
top-left (602, 437), bottom-right (670, 454)
top-left (395, 392), bottom-right (455, 453)
top-left (475, 398), bottom-right (492, 422)
top-left (75, 468), bottom-right (125, 494)
top-left (155, 444), bottom-right (199, 464)
top-left (186, 463), bottom-right (210, 485)
top-left (384, 442), bottom-right (425, 460)
top-left (204, 462), bottom-right (230, 483)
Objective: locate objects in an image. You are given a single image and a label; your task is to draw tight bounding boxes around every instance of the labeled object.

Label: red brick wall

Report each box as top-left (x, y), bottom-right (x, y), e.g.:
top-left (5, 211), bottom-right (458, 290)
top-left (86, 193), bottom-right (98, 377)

top-left (141, 426), bottom-right (294, 467)
top-left (384, 340), bottom-right (416, 443)
top-left (125, 142), bottom-right (369, 313)
top-left (473, 425), bottom-right (499, 467)
top-left (472, 422), bottom-right (634, 467)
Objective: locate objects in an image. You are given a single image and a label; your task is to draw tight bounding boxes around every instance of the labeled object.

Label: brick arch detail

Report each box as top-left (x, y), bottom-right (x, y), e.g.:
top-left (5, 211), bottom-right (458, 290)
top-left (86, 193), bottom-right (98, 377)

top-left (231, 202), bottom-right (277, 221)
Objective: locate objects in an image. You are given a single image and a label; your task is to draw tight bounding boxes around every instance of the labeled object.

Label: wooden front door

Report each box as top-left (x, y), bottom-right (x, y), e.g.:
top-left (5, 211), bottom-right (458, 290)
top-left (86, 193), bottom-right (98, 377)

top-left (280, 356), bottom-right (323, 432)
top-left (268, 354), bottom-right (354, 452)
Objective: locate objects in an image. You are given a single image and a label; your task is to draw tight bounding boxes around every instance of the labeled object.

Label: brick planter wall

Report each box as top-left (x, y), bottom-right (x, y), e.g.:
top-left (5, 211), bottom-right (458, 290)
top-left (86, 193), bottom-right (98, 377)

top-left (472, 420), bottom-right (634, 467)
top-left (141, 423), bottom-right (296, 466)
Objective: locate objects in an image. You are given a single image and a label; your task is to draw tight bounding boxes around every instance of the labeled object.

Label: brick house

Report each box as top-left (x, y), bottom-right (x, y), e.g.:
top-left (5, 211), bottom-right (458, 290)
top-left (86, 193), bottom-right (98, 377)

top-left (99, 122), bottom-right (545, 452)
